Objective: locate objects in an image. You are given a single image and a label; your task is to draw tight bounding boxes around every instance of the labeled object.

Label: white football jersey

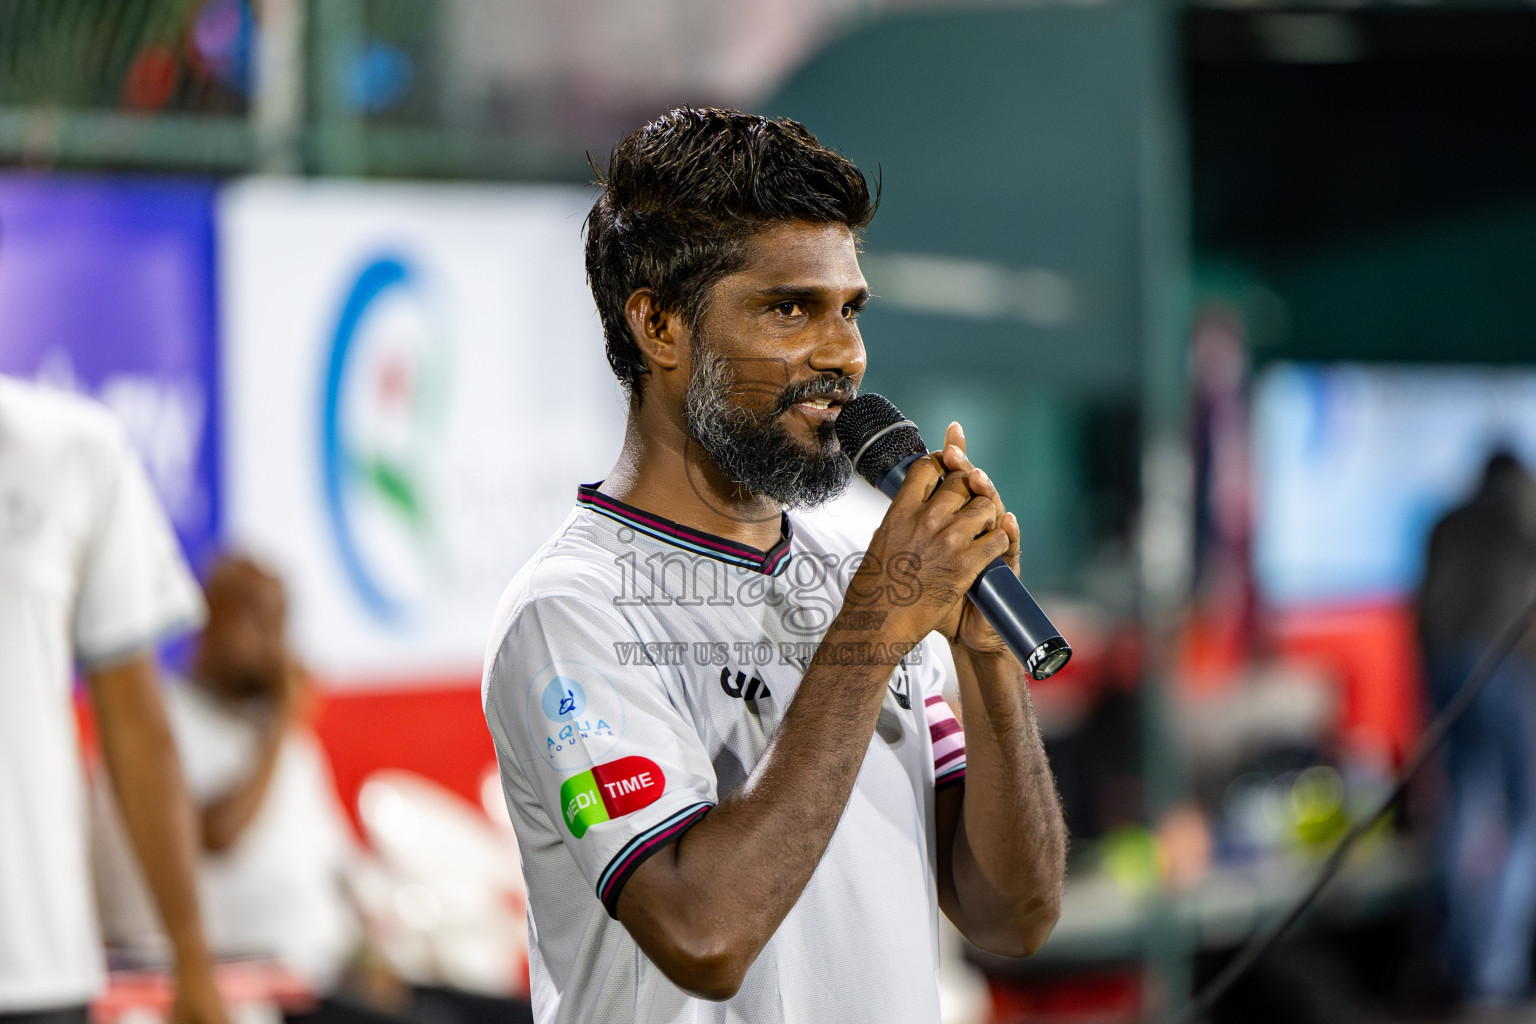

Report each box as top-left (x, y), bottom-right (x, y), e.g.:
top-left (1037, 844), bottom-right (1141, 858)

top-left (483, 484), bottom-right (966, 1024)
top-left (0, 376), bottom-right (204, 1010)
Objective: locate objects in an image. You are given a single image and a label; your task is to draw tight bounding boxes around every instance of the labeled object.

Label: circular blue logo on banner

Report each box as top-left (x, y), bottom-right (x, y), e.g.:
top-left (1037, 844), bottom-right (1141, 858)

top-left (319, 255), bottom-right (451, 624)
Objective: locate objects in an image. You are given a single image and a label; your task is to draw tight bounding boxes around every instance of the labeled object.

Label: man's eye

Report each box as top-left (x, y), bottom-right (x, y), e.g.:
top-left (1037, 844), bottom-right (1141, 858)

top-left (776, 302), bottom-right (803, 317)
top-left (843, 303), bottom-right (864, 321)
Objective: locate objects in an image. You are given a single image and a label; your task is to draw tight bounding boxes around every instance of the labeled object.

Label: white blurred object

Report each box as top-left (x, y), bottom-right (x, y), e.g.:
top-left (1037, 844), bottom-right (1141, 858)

top-left (355, 770), bottom-right (528, 997)
top-left (938, 917), bottom-right (992, 1024)
top-left (479, 764), bottom-right (515, 831)
top-left (440, 0), bottom-right (867, 131)
top-left (1175, 660), bottom-right (1339, 779)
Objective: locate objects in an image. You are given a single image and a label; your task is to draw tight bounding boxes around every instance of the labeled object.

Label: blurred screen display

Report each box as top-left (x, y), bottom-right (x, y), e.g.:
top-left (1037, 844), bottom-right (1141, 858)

top-left (1254, 362), bottom-right (1536, 606)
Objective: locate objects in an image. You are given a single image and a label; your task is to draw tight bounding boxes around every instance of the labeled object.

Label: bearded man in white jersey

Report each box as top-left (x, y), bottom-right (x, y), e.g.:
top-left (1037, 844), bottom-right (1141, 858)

top-left (482, 107), bottom-right (1067, 1023)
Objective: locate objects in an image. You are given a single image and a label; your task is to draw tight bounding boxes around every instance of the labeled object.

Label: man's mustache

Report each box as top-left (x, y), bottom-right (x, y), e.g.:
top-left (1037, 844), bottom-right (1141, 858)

top-left (768, 375), bottom-right (859, 417)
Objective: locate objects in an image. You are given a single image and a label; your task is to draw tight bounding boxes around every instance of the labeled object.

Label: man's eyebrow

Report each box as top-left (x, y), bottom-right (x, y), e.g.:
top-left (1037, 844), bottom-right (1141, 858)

top-left (754, 284), bottom-right (871, 304)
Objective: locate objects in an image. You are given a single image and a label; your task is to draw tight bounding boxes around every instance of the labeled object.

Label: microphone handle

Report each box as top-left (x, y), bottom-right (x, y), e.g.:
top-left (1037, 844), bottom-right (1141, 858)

top-left (877, 454), bottom-right (1072, 680)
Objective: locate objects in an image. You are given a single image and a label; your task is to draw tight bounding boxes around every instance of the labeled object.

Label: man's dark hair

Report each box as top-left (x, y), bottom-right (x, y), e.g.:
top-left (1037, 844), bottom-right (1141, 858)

top-left (585, 107), bottom-right (877, 400)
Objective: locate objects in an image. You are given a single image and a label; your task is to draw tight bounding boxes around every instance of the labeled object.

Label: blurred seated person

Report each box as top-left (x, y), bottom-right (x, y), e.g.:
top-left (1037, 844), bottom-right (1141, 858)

top-left (131, 555), bottom-right (532, 1024)
top-left (170, 555), bottom-right (363, 1023)
top-left (1418, 450), bottom-right (1536, 1004)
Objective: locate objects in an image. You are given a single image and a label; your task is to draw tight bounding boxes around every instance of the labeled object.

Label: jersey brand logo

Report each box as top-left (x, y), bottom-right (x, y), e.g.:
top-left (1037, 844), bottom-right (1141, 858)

top-left (560, 755), bottom-right (666, 838)
top-left (889, 658), bottom-right (912, 710)
top-left (720, 666), bottom-right (771, 701)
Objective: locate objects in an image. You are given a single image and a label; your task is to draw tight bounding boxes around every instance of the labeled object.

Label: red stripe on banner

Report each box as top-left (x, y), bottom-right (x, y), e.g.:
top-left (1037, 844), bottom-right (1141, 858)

top-left (935, 746), bottom-right (966, 769)
top-left (310, 677), bottom-right (494, 833)
top-left (1271, 601), bottom-right (1422, 765)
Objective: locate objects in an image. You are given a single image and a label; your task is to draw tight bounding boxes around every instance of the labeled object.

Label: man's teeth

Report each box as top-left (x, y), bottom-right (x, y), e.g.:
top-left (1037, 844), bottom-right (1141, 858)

top-left (800, 398), bottom-right (833, 409)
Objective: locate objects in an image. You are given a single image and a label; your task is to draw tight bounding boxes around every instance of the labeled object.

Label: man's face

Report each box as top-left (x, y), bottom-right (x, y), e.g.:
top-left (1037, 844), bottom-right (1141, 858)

top-left (680, 220), bottom-right (869, 509)
top-left (200, 572), bottom-right (288, 700)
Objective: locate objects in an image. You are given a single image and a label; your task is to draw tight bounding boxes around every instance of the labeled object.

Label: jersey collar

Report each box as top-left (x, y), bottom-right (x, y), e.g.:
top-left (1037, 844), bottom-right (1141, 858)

top-left (576, 483), bottom-right (793, 577)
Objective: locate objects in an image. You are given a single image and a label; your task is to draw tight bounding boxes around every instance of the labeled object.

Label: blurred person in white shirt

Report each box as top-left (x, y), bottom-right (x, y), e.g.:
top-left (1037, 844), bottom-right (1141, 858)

top-left (157, 555), bottom-right (531, 1024)
top-left (164, 556), bottom-right (360, 1007)
top-left (0, 374), bottom-right (228, 1024)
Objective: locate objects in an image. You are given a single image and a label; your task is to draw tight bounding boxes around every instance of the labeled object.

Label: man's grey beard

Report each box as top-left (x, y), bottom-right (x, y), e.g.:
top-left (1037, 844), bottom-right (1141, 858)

top-left (682, 343), bottom-right (855, 510)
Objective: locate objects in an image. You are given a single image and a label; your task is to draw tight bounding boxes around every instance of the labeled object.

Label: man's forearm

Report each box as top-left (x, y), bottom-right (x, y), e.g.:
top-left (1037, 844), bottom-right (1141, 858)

top-left (616, 621), bottom-right (899, 998)
top-left (87, 655), bottom-right (216, 966)
top-left (201, 720), bottom-right (285, 852)
top-left (944, 647), bottom-right (1066, 955)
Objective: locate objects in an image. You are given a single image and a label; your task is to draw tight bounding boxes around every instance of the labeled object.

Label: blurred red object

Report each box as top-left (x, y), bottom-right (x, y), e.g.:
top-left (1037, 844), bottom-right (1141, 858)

top-left (310, 681), bottom-right (496, 835)
top-left (1273, 601), bottom-right (1422, 766)
top-left (1174, 607), bottom-right (1250, 696)
top-left (988, 970), bottom-right (1142, 1024)
top-left (122, 48), bottom-right (179, 111)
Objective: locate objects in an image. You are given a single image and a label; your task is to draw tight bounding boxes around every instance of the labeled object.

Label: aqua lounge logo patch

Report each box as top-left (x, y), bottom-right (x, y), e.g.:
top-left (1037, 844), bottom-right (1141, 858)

top-left (544, 677), bottom-right (587, 719)
top-left (526, 666), bottom-right (624, 773)
top-left (320, 255), bottom-right (451, 624)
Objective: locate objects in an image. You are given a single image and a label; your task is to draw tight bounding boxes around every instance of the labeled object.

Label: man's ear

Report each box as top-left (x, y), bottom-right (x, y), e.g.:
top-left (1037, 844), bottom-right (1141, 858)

top-left (624, 289), bottom-right (681, 373)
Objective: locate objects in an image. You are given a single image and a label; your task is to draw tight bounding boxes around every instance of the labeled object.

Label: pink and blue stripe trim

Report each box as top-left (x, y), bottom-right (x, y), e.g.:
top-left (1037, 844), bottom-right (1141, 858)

top-left (598, 802), bottom-right (713, 917)
top-left (578, 483), bottom-right (793, 576)
top-left (927, 694), bottom-right (967, 792)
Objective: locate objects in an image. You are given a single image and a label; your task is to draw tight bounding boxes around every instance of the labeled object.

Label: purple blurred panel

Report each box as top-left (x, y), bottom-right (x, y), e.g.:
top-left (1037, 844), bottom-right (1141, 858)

top-left (0, 174), bottom-right (221, 568)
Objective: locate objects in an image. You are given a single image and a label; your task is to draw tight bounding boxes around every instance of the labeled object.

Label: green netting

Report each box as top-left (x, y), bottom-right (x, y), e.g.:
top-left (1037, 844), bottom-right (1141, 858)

top-left (0, 0), bottom-right (243, 113)
top-left (0, 0), bottom-right (607, 179)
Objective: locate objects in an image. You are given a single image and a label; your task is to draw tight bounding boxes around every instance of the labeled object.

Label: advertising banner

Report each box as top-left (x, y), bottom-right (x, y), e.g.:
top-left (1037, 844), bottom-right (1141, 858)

top-left (0, 174), bottom-right (221, 566)
top-left (219, 180), bottom-right (622, 687)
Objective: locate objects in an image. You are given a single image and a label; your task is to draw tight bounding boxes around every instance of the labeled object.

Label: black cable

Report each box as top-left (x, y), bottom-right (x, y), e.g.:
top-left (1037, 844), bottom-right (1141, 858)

top-left (1168, 588), bottom-right (1536, 1024)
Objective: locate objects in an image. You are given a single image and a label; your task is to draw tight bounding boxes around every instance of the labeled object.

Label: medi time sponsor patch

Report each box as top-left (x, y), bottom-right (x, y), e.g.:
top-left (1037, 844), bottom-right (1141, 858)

top-left (560, 755), bottom-right (665, 837)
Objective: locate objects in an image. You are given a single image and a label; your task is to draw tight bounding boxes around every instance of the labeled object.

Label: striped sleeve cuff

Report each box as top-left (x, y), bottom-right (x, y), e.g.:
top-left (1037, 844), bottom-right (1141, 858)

top-left (927, 694), bottom-right (967, 792)
top-left (597, 802), bottom-right (712, 918)
top-left (935, 763), bottom-right (967, 791)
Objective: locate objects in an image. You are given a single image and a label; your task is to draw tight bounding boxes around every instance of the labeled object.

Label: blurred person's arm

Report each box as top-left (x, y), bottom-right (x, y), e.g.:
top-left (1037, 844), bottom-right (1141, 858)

top-left (931, 424), bottom-right (1067, 957)
top-left (198, 663), bottom-right (306, 852)
top-left (87, 651), bottom-right (229, 1024)
top-left (72, 408), bottom-right (226, 1024)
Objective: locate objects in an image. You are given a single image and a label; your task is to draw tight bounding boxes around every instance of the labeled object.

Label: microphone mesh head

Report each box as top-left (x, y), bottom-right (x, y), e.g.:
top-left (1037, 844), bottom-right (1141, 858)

top-left (835, 393), bottom-right (928, 488)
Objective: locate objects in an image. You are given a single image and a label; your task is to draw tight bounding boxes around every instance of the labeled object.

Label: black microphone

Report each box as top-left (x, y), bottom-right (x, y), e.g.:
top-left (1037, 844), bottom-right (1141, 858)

top-left (835, 393), bottom-right (1072, 681)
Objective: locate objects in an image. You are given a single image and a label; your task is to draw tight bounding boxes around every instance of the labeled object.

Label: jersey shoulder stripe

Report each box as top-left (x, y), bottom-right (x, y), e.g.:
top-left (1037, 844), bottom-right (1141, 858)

top-left (597, 802), bottom-right (713, 918)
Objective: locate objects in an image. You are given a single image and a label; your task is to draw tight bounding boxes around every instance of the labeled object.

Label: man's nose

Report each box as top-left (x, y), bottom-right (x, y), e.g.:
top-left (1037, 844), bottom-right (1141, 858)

top-left (809, 316), bottom-right (866, 381)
